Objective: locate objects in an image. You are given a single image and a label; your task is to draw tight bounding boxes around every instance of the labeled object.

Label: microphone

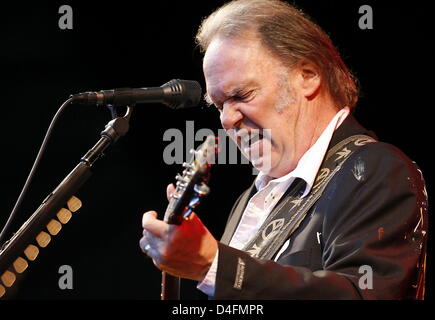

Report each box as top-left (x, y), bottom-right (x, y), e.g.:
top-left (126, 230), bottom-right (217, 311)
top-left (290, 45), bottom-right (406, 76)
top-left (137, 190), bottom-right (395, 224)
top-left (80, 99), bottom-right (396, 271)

top-left (70, 79), bottom-right (202, 109)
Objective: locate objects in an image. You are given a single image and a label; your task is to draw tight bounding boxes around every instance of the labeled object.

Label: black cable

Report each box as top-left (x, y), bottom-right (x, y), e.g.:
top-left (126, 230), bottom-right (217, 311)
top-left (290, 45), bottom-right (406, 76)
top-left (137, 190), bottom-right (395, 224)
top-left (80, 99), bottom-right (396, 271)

top-left (0, 98), bottom-right (73, 246)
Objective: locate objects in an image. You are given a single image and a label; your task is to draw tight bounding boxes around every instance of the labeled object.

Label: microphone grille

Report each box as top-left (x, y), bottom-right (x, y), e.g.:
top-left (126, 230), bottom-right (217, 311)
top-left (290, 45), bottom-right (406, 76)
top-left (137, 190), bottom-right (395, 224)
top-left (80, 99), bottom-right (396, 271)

top-left (161, 79), bottom-right (202, 109)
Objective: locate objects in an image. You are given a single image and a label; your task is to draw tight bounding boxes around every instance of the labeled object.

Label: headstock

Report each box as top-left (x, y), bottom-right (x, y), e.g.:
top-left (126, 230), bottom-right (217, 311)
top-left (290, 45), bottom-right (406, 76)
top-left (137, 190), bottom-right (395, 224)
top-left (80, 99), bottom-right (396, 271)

top-left (163, 135), bottom-right (216, 225)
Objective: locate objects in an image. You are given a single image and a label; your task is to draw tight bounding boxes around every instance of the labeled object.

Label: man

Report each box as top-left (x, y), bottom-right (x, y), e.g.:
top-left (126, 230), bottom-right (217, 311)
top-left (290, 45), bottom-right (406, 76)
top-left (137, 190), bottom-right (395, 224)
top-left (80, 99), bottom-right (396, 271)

top-left (140, 0), bottom-right (428, 299)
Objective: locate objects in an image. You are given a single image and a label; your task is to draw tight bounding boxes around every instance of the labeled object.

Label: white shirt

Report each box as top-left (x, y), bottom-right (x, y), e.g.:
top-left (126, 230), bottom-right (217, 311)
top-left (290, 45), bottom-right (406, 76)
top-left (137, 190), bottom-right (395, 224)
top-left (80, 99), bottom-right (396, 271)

top-left (197, 107), bottom-right (350, 296)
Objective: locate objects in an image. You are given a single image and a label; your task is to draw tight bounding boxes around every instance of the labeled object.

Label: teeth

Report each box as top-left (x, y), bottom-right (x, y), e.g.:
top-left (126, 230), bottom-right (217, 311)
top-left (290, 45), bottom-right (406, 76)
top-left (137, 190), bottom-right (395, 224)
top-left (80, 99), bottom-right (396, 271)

top-left (236, 129), bottom-right (266, 151)
top-left (250, 133), bottom-right (261, 144)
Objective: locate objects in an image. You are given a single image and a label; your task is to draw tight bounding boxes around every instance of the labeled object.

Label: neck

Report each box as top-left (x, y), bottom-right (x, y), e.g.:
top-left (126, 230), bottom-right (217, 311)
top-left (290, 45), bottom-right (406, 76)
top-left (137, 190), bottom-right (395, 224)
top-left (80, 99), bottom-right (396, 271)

top-left (302, 97), bottom-right (339, 150)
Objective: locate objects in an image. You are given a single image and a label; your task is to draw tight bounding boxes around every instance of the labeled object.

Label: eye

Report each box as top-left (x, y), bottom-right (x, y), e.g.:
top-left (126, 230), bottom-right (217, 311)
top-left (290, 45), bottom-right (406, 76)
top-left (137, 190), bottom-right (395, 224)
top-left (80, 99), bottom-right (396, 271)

top-left (233, 95), bottom-right (246, 102)
top-left (211, 89), bottom-right (256, 112)
top-left (232, 91), bottom-right (253, 102)
top-left (214, 91), bottom-right (253, 112)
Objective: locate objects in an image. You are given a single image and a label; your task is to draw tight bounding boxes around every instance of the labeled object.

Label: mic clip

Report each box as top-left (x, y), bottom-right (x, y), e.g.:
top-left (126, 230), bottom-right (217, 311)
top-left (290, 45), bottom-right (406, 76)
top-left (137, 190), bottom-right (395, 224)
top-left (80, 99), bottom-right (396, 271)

top-left (106, 103), bottom-right (127, 120)
top-left (81, 105), bottom-right (133, 166)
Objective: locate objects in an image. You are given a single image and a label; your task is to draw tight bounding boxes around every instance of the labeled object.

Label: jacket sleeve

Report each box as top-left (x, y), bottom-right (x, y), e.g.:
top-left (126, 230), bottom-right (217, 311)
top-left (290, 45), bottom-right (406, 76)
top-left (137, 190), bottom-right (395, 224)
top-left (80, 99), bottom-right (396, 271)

top-left (213, 142), bottom-right (428, 299)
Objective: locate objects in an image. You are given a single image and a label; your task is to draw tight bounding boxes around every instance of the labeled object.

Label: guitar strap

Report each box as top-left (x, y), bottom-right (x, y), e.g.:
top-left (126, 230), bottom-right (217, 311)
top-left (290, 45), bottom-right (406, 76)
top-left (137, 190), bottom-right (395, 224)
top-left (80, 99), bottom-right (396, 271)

top-left (241, 134), bottom-right (376, 260)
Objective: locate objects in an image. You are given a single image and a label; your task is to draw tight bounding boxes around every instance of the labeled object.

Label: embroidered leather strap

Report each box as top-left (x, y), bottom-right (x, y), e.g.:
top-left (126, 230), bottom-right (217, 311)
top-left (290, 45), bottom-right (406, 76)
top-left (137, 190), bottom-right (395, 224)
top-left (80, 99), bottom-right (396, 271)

top-left (242, 134), bottom-right (376, 260)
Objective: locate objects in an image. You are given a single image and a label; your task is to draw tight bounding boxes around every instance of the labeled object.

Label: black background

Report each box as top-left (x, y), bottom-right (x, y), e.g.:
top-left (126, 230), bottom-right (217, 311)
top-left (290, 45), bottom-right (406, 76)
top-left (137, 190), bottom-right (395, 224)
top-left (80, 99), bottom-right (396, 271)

top-left (0, 0), bottom-right (433, 302)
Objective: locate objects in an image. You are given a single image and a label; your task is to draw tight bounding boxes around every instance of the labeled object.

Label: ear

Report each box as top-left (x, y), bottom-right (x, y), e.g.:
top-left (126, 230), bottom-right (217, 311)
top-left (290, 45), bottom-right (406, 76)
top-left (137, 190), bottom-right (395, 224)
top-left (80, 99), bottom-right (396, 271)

top-left (293, 60), bottom-right (321, 99)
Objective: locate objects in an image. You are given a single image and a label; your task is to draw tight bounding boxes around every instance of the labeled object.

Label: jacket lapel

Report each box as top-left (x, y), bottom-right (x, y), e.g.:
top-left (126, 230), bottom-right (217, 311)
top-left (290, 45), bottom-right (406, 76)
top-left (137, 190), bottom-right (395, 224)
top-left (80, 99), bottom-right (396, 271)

top-left (219, 114), bottom-right (375, 246)
top-left (260, 115), bottom-right (375, 228)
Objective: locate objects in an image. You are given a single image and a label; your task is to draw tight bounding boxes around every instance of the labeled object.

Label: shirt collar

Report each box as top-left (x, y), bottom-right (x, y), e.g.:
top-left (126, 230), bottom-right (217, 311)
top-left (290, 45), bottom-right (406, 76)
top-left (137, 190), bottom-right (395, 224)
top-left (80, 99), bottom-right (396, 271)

top-left (255, 107), bottom-right (350, 197)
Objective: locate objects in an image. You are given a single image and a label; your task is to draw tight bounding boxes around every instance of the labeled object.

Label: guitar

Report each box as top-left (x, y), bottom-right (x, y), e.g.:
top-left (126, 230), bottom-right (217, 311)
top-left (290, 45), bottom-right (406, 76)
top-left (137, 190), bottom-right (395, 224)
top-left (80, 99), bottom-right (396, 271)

top-left (161, 135), bottom-right (216, 300)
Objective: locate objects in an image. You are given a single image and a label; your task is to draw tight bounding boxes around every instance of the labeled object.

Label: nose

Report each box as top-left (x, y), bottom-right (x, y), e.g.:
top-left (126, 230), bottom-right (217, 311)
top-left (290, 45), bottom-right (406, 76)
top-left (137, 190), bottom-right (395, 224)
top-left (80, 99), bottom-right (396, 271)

top-left (220, 103), bottom-right (243, 130)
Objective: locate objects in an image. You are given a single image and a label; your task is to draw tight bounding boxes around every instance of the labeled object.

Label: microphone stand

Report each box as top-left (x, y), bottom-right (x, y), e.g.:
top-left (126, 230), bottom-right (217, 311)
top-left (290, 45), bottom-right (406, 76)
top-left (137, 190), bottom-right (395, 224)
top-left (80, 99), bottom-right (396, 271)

top-left (0, 104), bottom-right (133, 297)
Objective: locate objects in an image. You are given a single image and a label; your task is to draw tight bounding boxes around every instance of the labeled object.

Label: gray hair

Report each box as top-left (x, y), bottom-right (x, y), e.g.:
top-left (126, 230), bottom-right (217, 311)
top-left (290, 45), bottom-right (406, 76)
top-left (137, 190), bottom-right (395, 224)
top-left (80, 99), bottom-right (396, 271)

top-left (196, 0), bottom-right (359, 110)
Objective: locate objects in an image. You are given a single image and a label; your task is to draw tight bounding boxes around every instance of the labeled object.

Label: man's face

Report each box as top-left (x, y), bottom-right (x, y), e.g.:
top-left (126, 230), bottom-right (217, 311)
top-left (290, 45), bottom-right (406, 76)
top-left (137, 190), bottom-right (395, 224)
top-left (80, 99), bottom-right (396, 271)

top-left (203, 35), bottom-right (312, 178)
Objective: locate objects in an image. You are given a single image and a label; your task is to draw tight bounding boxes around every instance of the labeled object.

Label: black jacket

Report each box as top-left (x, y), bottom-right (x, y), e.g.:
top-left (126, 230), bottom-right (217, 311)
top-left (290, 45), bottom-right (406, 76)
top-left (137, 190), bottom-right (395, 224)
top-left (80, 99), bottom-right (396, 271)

top-left (214, 115), bottom-right (428, 299)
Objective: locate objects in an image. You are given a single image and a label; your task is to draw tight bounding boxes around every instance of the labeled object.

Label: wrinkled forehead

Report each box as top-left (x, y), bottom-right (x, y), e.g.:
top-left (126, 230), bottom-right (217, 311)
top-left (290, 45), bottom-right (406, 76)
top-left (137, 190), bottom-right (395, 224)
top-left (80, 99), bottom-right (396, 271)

top-left (202, 35), bottom-right (287, 97)
top-left (202, 37), bottom-right (260, 100)
top-left (204, 36), bottom-right (259, 72)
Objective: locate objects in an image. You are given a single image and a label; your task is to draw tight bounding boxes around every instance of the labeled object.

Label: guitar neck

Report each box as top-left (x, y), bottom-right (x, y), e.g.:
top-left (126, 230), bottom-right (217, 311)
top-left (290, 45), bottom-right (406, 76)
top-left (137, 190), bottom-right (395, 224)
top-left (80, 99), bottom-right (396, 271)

top-left (161, 197), bottom-right (183, 300)
top-left (161, 271), bottom-right (180, 300)
top-left (159, 135), bottom-right (215, 300)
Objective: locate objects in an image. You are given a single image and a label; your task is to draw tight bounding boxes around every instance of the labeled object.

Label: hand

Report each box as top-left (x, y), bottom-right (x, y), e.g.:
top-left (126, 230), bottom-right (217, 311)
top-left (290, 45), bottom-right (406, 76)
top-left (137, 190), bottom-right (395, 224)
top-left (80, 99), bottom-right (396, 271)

top-left (139, 184), bottom-right (218, 281)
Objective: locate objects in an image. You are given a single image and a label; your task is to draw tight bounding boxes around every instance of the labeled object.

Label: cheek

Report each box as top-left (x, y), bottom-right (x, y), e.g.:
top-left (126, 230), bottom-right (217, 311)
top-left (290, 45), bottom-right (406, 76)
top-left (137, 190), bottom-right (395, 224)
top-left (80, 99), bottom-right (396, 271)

top-left (268, 128), bottom-right (292, 164)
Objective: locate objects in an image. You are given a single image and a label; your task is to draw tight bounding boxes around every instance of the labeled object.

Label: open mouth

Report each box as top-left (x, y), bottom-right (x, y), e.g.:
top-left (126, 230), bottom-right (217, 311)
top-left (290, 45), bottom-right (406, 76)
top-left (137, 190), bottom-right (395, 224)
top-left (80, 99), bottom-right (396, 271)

top-left (237, 129), bottom-right (260, 145)
top-left (243, 131), bottom-right (263, 146)
top-left (238, 129), bottom-right (267, 158)
top-left (232, 128), bottom-right (272, 171)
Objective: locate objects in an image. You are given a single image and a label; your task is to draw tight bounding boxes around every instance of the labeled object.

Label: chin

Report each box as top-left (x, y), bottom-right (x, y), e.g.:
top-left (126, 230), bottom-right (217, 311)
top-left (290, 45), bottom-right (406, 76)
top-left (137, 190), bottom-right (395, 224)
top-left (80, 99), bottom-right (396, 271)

top-left (252, 158), bottom-right (277, 177)
top-left (262, 162), bottom-right (293, 179)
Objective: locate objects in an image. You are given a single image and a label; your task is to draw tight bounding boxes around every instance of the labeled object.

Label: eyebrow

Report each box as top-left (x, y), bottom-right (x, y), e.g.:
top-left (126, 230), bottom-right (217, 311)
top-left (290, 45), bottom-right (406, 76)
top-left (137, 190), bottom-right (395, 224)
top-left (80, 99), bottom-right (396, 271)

top-left (228, 86), bottom-right (244, 97)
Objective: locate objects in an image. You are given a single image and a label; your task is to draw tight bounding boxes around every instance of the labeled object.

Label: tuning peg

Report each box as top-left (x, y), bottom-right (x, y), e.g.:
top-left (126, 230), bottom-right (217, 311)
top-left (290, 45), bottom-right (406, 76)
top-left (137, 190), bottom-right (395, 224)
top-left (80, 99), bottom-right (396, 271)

top-left (194, 183), bottom-right (210, 197)
top-left (182, 162), bottom-right (193, 169)
top-left (182, 169), bottom-right (194, 177)
top-left (188, 196), bottom-right (200, 210)
top-left (176, 180), bottom-right (186, 188)
top-left (171, 193), bottom-right (180, 200)
top-left (183, 208), bottom-right (194, 220)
